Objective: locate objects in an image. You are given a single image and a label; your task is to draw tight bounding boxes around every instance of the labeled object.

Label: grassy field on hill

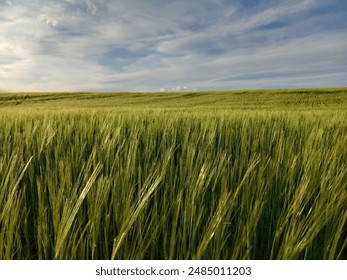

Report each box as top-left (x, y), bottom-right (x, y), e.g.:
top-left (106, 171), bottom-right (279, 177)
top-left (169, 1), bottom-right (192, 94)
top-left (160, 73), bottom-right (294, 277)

top-left (0, 88), bottom-right (346, 259)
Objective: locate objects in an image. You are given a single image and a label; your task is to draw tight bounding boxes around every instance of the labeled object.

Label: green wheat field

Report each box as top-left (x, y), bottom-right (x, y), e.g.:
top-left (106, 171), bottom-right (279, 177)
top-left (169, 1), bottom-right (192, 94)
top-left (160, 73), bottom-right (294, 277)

top-left (0, 88), bottom-right (346, 260)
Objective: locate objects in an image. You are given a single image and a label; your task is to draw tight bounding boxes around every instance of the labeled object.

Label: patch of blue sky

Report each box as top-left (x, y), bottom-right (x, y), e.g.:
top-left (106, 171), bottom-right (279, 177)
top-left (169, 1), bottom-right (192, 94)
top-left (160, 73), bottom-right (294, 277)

top-left (233, 0), bottom-right (264, 9)
top-left (88, 48), bottom-right (148, 70)
top-left (255, 21), bottom-right (287, 31)
top-left (55, 25), bottom-right (91, 37)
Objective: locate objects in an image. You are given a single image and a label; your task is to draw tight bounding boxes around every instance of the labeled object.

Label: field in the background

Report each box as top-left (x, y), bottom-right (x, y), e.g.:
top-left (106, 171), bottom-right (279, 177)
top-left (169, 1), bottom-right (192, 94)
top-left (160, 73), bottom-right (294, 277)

top-left (0, 88), bottom-right (346, 260)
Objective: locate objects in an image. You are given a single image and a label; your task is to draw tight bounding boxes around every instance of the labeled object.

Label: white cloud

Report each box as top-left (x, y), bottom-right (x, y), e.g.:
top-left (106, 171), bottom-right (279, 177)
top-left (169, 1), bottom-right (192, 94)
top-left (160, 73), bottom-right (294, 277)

top-left (85, 0), bottom-right (97, 15)
top-left (37, 14), bottom-right (58, 27)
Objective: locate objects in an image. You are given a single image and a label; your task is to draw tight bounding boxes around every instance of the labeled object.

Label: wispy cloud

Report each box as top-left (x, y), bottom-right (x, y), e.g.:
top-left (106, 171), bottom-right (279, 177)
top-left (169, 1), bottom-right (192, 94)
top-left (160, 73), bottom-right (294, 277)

top-left (1, 0), bottom-right (346, 91)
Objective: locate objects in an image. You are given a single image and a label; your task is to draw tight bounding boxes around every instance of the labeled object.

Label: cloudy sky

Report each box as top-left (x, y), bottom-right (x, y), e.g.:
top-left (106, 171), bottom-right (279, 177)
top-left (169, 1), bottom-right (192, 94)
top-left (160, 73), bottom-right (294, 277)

top-left (1, 0), bottom-right (346, 92)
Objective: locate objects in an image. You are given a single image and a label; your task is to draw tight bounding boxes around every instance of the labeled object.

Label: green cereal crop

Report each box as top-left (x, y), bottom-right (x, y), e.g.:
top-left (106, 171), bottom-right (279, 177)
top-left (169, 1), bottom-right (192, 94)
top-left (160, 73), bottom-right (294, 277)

top-left (0, 88), bottom-right (346, 259)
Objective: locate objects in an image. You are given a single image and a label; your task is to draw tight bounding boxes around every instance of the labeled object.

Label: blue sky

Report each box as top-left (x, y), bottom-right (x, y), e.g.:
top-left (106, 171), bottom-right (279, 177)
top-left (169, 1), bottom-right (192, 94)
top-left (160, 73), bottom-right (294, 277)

top-left (1, 0), bottom-right (346, 91)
